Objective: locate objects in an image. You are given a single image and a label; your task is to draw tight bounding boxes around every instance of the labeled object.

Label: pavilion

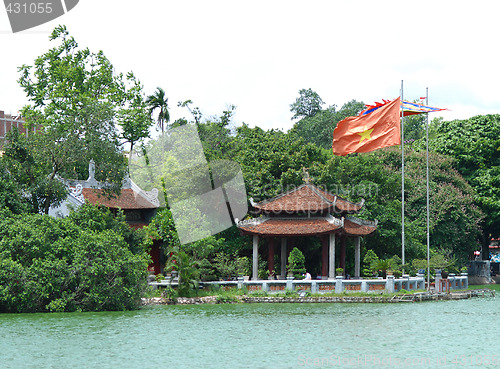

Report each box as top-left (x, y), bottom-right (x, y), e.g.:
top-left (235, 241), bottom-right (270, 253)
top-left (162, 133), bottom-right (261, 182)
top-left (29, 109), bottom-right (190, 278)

top-left (237, 182), bottom-right (377, 280)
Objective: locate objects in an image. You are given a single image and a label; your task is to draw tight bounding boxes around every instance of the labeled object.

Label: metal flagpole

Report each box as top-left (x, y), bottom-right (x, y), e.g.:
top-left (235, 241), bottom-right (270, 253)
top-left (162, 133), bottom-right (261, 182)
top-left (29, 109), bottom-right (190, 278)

top-left (401, 80), bottom-right (405, 271)
top-left (426, 87), bottom-right (431, 291)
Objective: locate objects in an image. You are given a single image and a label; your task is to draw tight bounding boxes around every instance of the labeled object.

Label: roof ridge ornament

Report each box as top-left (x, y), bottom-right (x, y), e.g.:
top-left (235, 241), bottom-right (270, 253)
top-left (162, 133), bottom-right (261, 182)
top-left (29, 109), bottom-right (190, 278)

top-left (346, 215), bottom-right (378, 227)
top-left (302, 167), bottom-right (311, 184)
top-left (87, 159), bottom-right (98, 187)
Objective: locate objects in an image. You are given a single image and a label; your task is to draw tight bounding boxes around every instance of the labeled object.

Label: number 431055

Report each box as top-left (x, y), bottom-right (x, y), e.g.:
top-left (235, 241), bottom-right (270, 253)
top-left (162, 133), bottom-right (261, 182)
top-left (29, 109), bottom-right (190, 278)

top-left (6, 2), bottom-right (53, 14)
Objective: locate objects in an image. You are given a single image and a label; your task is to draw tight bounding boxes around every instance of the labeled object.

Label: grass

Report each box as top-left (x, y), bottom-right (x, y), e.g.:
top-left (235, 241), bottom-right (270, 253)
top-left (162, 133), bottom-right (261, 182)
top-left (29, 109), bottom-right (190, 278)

top-left (468, 284), bottom-right (500, 292)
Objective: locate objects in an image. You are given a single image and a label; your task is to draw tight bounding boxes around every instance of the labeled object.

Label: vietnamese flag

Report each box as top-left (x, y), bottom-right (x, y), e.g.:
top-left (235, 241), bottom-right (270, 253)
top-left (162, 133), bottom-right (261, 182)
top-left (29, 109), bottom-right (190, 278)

top-left (332, 97), bottom-right (401, 156)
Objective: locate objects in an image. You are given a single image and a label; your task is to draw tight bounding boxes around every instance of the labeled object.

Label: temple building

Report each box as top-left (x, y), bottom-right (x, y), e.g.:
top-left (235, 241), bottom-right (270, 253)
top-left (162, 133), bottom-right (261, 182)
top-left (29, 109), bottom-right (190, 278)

top-left (49, 160), bottom-right (162, 273)
top-left (237, 182), bottom-right (377, 280)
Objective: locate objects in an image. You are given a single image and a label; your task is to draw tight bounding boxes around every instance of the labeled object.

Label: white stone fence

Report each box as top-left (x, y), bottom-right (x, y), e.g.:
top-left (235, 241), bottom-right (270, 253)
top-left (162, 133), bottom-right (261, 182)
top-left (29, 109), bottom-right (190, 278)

top-left (149, 273), bottom-right (469, 293)
top-left (149, 273), bottom-right (469, 294)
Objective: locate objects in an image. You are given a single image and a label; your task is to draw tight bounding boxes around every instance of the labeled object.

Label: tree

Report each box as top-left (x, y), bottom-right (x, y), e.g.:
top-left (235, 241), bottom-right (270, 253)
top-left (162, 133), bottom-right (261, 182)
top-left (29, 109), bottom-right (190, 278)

top-left (2, 127), bottom-right (69, 214)
top-left (428, 114), bottom-right (500, 251)
top-left (165, 250), bottom-right (200, 297)
top-left (178, 99), bottom-right (202, 125)
top-left (314, 147), bottom-right (482, 263)
top-left (0, 204), bottom-right (149, 313)
top-left (0, 147), bottom-right (31, 214)
top-left (403, 111), bottom-right (426, 142)
top-left (116, 73), bottom-right (154, 165)
top-left (147, 87), bottom-right (170, 132)
top-left (14, 25), bottom-right (131, 213)
top-left (290, 99), bottom-right (365, 149)
top-left (290, 88), bottom-right (324, 120)
top-left (230, 124), bottom-right (326, 202)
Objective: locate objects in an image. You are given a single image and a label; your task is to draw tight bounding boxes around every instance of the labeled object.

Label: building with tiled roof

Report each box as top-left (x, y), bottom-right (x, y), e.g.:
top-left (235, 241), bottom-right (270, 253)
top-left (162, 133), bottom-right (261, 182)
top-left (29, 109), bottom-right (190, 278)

top-left (50, 160), bottom-right (159, 226)
top-left (238, 182), bottom-right (377, 280)
top-left (49, 160), bottom-right (162, 274)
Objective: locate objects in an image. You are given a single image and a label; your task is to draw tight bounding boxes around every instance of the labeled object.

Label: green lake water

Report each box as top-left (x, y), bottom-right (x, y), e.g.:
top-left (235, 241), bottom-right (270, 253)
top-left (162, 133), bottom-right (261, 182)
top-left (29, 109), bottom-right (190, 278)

top-left (1, 295), bottom-right (499, 369)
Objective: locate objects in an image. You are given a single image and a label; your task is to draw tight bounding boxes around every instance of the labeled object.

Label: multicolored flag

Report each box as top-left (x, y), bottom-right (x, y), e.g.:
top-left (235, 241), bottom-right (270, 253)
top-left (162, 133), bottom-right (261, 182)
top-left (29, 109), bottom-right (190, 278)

top-left (332, 97), bottom-right (401, 156)
top-left (360, 99), bottom-right (447, 117)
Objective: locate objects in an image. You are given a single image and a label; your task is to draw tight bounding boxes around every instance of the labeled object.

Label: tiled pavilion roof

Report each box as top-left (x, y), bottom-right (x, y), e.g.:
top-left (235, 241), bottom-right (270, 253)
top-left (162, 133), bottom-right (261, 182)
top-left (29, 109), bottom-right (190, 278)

top-left (342, 216), bottom-right (378, 236)
top-left (251, 184), bottom-right (364, 214)
top-left (81, 188), bottom-right (158, 209)
top-left (238, 215), bottom-right (377, 237)
top-left (238, 215), bottom-right (343, 236)
top-left (239, 183), bottom-right (377, 237)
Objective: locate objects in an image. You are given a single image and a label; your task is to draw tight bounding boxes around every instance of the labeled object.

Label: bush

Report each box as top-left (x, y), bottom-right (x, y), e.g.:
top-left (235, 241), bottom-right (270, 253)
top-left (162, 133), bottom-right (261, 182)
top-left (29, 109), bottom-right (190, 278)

top-left (363, 249), bottom-right (379, 277)
top-left (288, 247), bottom-right (306, 279)
top-left (0, 204), bottom-right (149, 313)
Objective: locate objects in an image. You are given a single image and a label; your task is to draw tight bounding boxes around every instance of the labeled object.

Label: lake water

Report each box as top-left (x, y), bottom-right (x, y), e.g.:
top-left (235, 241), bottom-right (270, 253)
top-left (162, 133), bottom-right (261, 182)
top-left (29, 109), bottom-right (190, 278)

top-left (0, 295), bottom-right (499, 369)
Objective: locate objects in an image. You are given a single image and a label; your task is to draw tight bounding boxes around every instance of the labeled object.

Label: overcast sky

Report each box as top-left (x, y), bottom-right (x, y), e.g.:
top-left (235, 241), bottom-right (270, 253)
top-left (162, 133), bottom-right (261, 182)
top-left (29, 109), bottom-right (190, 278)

top-left (1, 0), bottom-right (499, 131)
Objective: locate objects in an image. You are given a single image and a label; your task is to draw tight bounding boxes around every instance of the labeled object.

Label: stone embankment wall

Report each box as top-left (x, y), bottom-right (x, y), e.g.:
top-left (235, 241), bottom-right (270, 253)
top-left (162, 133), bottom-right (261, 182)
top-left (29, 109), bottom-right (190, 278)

top-left (140, 289), bottom-right (494, 306)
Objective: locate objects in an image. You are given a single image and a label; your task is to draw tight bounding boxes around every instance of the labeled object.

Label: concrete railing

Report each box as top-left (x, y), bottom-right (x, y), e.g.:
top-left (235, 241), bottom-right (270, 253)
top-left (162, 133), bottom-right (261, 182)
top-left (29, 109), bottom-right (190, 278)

top-left (150, 273), bottom-right (468, 294)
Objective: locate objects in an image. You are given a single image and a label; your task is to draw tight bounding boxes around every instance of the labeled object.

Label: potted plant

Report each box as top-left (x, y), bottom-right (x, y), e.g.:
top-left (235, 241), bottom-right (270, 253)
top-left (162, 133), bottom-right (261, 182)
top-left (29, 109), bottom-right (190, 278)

top-left (236, 256), bottom-right (251, 280)
top-left (287, 247), bottom-right (306, 279)
top-left (155, 273), bottom-right (165, 283)
top-left (336, 267), bottom-right (344, 277)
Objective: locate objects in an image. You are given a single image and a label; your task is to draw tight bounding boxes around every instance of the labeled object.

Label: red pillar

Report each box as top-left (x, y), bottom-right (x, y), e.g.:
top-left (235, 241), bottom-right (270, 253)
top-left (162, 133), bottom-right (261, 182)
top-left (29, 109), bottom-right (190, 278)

top-left (321, 235), bottom-right (328, 277)
top-left (268, 238), bottom-right (275, 275)
top-left (148, 241), bottom-right (161, 275)
top-left (340, 236), bottom-right (346, 272)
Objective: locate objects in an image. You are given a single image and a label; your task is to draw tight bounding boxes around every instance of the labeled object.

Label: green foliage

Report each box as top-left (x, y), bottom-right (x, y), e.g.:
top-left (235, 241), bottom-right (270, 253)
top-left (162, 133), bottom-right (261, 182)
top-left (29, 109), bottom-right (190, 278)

top-left (2, 127), bottom-right (69, 213)
top-left (290, 99), bottom-right (366, 149)
top-left (428, 114), bottom-right (500, 240)
top-left (363, 250), bottom-right (403, 278)
top-left (213, 252), bottom-right (238, 280)
top-left (165, 250), bottom-right (199, 297)
top-left (147, 208), bottom-right (180, 248)
top-left (231, 124), bottom-right (326, 202)
top-left (155, 273), bottom-right (165, 282)
top-left (12, 25), bottom-right (143, 213)
top-left (146, 87), bottom-right (170, 132)
top-left (288, 247), bottom-right (306, 278)
top-left (402, 106), bottom-right (427, 141)
top-left (116, 73), bottom-right (154, 159)
top-left (0, 204), bottom-right (149, 313)
top-left (316, 148), bottom-right (481, 262)
top-left (213, 251), bottom-right (252, 279)
top-left (363, 249), bottom-right (379, 277)
top-left (372, 259), bottom-right (392, 278)
top-left (0, 160), bottom-right (29, 214)
top-left (289, 88), bottom-right (325, 120)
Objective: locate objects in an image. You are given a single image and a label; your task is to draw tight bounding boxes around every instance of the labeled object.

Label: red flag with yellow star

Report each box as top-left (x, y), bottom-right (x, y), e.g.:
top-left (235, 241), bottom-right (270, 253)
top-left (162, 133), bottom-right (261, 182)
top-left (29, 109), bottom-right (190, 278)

top-left (332, 97), bottom-right (401, 156)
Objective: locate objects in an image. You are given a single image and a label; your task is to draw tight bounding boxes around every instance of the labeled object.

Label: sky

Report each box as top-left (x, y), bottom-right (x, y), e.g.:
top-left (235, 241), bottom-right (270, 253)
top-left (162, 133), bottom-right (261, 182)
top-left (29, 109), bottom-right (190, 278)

top-left (1, 0), bottom-right (500, 132)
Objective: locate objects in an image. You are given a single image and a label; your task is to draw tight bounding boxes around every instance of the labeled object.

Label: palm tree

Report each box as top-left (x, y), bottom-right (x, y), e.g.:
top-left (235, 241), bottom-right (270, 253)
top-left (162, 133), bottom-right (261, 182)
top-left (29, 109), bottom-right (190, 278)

top-left (146, 87), bottom-right (170, 132)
